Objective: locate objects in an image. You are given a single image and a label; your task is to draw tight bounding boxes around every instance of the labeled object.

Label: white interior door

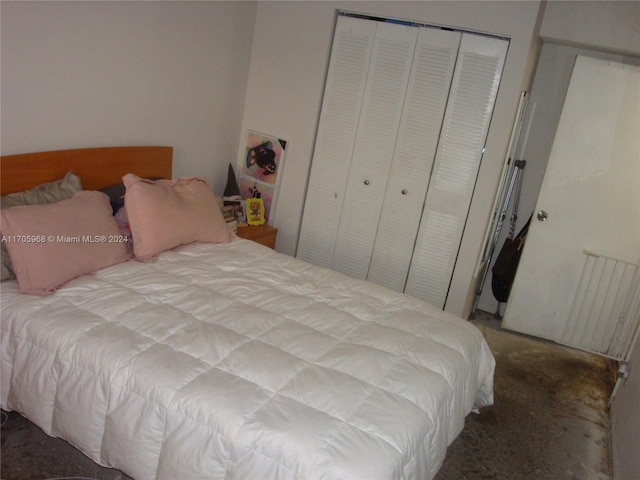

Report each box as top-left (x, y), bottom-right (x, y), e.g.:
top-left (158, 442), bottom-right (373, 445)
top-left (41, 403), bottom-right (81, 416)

top-left (296, 16), bottom-right (375, 268)
top-left (503, 56), bottom-right (640, 358)
top-left (332, 21), bottom-right (417, 279)
top-left (405, 33), bottom-right (508, 307)
top-left (298, 16), bottom-right (507, 308)
top-left (367, 27), bottom-right (461, 291)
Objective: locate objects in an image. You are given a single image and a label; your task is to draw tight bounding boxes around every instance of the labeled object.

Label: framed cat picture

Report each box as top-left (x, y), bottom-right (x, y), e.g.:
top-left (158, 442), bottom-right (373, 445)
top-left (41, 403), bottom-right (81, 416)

top-left (239, 130), bottom-right (287, 222)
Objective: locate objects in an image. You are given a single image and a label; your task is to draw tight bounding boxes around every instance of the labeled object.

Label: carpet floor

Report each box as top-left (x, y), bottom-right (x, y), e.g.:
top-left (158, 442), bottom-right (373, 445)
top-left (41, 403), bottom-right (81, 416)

top-left (1, 311), bottom-right (613, 480)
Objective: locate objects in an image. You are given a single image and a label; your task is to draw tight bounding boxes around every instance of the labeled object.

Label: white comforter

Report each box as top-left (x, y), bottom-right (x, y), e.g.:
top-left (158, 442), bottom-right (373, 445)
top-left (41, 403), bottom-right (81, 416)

top-left (1, 239), bottom-right (494, 480)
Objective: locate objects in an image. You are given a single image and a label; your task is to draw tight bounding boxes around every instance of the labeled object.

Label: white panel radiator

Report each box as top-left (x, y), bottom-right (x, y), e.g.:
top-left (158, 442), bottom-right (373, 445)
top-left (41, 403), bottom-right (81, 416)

top-left (560, 250), bottom-right (640, 361)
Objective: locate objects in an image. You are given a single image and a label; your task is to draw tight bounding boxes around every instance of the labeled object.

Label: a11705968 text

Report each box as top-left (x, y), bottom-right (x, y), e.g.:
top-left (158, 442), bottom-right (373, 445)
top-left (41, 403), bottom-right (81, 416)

top-left (1, 235), bottom-right (128, 244)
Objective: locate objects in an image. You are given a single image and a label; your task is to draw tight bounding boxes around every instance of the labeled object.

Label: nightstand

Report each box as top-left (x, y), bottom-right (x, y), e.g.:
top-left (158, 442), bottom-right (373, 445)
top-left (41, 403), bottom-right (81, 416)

top-left (236, 225), bottom-right (278, 249)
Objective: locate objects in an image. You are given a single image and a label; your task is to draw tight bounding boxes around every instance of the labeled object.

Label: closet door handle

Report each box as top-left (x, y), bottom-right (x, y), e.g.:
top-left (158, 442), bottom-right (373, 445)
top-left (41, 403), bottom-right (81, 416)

top-left (364, 179), bottom-right (370, 186)
top-left (401, 189), bottom-right (407, 195)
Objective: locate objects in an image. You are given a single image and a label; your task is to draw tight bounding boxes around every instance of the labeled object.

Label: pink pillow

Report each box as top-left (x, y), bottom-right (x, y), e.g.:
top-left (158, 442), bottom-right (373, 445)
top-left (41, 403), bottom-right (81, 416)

top-left (0, 191), bottom-right (129, 295)
top-left (123, 174), bottom-right (233, 260)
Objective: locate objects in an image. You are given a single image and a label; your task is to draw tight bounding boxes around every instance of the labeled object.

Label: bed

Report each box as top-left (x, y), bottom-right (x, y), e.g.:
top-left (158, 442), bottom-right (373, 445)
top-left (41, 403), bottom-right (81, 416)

top-left (0, 146), bottom-right (495, 480)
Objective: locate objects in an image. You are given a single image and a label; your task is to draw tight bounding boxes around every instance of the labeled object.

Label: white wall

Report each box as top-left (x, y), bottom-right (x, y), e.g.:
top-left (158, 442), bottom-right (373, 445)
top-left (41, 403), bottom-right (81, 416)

top-left (239, 0), bottom-right (543, 317)
top-left (540, 0), bottom-right (640, 55)
top-left (0, 1), bottom-right (257, 195)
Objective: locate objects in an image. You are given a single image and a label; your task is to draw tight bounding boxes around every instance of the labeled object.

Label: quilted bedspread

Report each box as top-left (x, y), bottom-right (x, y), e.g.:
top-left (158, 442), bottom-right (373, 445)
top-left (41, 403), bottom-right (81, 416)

top-left (1, 239), bottom-right (494, 480)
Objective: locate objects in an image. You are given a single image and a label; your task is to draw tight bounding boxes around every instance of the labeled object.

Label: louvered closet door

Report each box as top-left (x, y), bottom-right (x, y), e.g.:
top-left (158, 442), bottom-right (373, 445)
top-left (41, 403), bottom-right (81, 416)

top-left (296, 16), bottom-right (376, 267)
top-left (331, 22), bottom-right (418, 279)
top-left (367, 27), bottom-right (461, 291)
top-left (404, 33), bottom-right (508, 307)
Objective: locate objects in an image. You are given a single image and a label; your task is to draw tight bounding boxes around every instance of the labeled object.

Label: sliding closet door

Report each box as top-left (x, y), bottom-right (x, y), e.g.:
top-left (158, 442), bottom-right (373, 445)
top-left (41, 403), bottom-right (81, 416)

top-left (405, 34), bottom-right (508, 307)
top-left (298, 15), bottom-right (508, 309)
top-left (367, 27), bottom-right (461, 291)
top-left (296, 16), bottom-right (375, 267)
top-left (330, 22), bottom-right (418, 278)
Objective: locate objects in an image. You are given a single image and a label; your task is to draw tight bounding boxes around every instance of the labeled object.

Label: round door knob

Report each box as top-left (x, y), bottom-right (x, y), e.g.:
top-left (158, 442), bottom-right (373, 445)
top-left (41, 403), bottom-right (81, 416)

top-left (537, 210), bottom-right (548, 221)
top-left (364, 179), bottom-right (370, 186)
top-left (401, 189), bottom-right (407, 195)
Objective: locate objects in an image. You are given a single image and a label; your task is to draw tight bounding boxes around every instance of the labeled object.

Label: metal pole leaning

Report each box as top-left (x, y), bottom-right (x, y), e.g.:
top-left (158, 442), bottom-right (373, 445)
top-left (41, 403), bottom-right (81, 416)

top-left (471, 160), bottom-right (526, 318)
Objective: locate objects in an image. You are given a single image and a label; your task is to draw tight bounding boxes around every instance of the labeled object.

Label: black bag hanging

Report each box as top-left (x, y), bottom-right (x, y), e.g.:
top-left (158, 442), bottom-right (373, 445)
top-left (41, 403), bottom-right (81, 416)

top-left (491, 214), bottom-right (531, 303)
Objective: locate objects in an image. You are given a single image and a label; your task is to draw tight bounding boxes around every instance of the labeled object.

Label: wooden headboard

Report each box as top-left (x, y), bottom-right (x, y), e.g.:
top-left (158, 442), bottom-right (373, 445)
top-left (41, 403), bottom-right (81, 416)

top-left (0, 146), bottom-right (173, 195)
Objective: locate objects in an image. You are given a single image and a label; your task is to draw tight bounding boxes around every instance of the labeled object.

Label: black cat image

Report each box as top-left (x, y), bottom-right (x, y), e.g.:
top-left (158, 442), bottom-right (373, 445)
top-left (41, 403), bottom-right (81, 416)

top-left (246, 141), bottom-right (277, 175)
